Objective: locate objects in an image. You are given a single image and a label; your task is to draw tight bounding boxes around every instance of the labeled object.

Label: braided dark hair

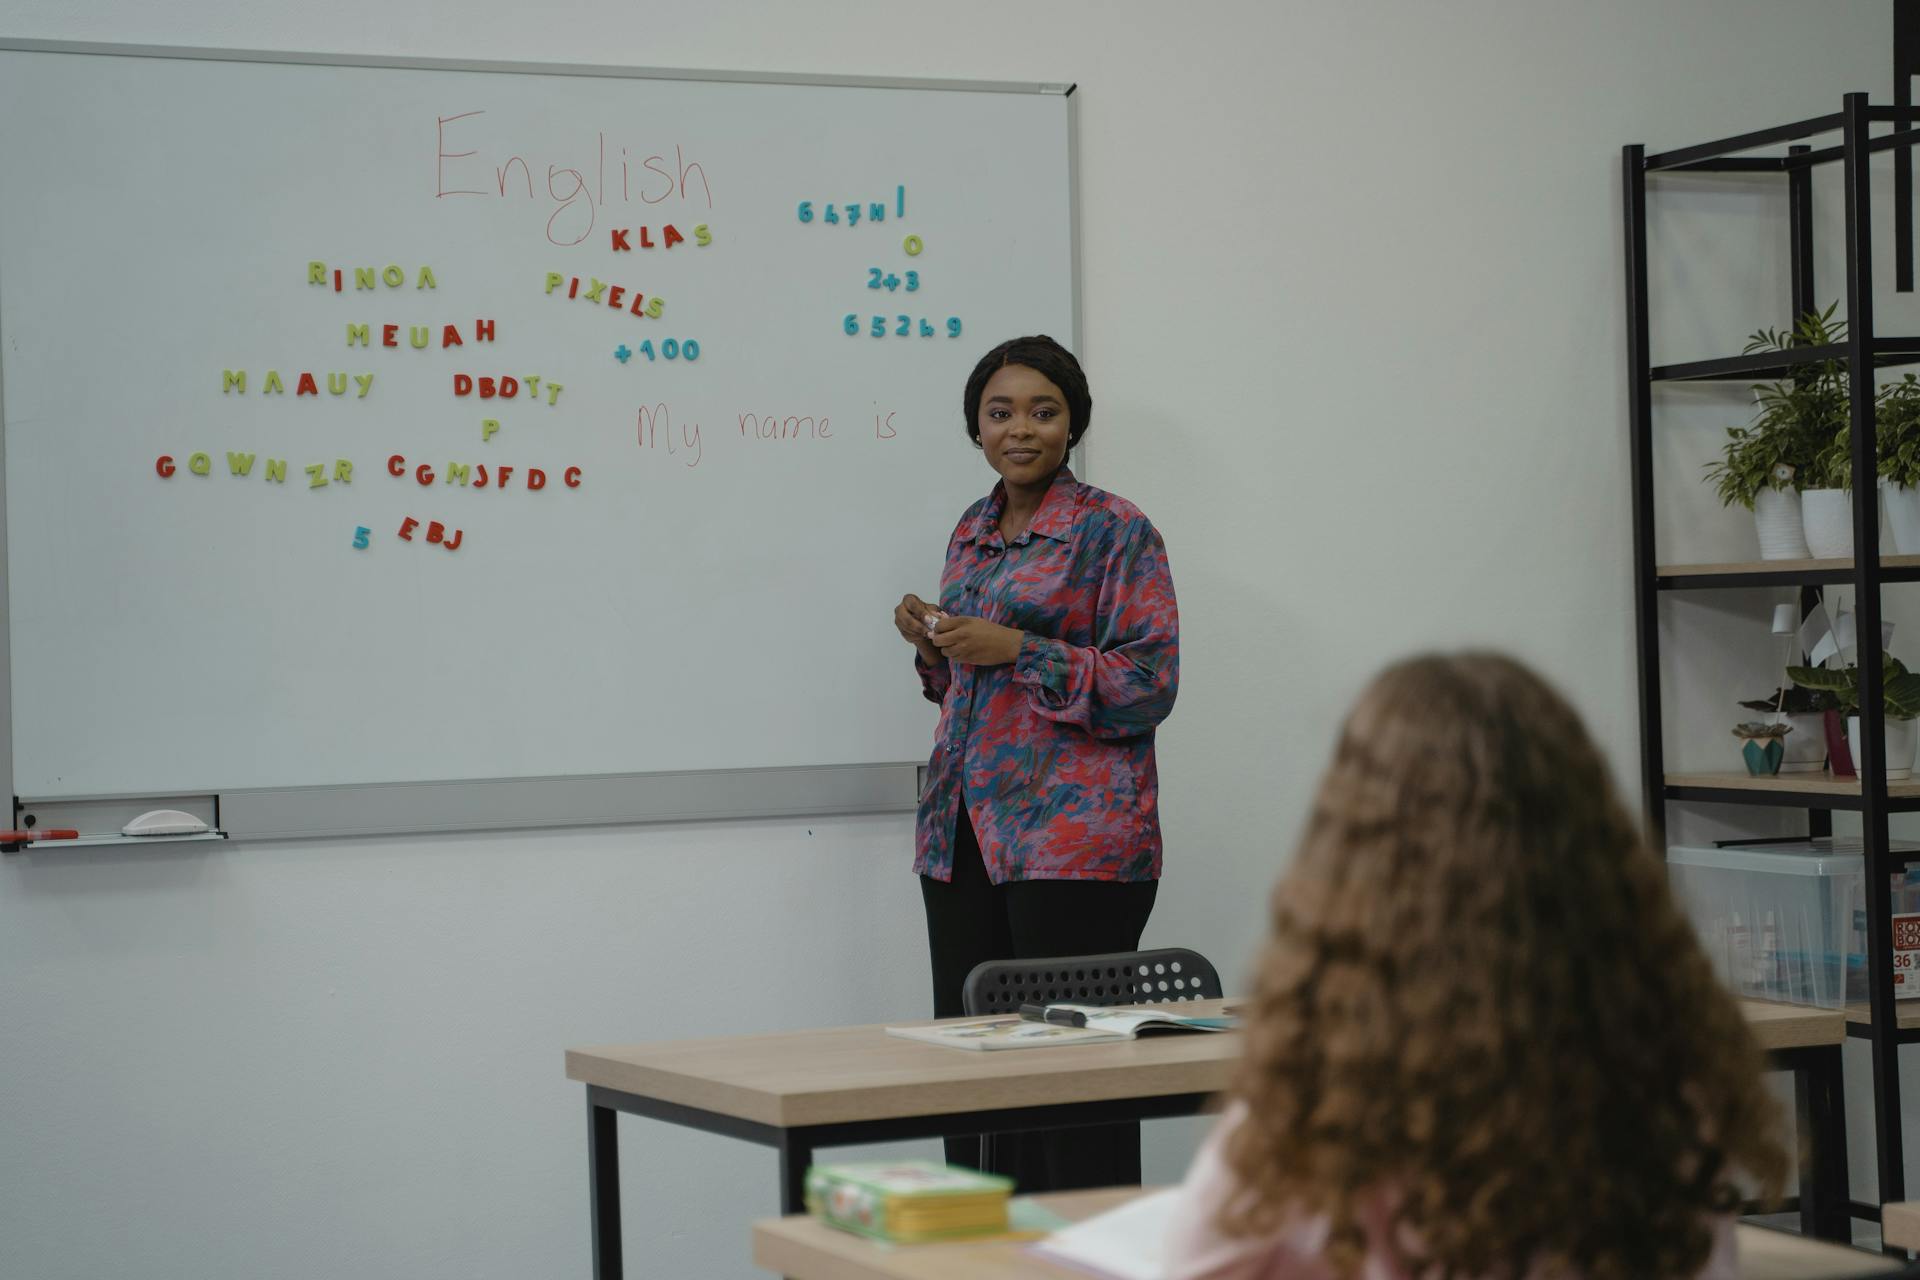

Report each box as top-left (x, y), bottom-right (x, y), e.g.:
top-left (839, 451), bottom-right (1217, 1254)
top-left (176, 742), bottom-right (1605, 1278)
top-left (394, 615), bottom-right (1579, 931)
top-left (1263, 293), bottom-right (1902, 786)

top-left (962, 335), bottom-right (1092, 448)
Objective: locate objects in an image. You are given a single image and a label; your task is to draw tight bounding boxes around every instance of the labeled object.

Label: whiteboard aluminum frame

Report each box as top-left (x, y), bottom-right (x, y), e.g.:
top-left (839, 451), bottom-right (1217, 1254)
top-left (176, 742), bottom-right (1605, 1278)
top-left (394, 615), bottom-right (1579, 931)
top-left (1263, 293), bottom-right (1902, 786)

top-left (0, 40), bottom-right (1078, 839)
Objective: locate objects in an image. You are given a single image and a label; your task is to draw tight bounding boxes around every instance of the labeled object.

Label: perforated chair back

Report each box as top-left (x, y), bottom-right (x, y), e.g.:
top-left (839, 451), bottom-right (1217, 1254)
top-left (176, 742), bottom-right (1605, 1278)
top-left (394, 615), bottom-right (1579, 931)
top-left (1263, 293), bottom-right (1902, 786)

top-left (960, 947), bottom-right (1224, 1016)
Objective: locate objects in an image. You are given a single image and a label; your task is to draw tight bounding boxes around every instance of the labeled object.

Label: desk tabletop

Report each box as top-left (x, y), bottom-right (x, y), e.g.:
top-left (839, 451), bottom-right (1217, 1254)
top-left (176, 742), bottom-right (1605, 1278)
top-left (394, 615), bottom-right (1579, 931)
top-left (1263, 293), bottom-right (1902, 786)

top-left (566, 998), bottom-right (1841, 1130)
top-left (567, 1000), bottom-right (1238, 1129)
top-left (752, 1190), bottom-right (1898, 1280)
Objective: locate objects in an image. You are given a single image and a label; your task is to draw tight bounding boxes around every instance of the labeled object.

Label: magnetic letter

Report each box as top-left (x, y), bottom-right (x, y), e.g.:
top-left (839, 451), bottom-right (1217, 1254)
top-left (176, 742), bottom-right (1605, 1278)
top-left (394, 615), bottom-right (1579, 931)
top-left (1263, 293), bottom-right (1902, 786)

top-left (478, 377), bottom-right (496, 399)
top-left (442, 529), bottom-right (463, 551)
top-left (474, 465), bottom-right (490, 488)
top-left (644, 297), bottom-right (663, 319)
top-left (382, 324), bottom-right (399, 347)
top-left (638, 227), bottom-right (654, 248)
top-left (544, 272), bottom-right (564, 294)
top-left (222, 370), bottom-right (246, 394)
top-left (355, 373), bottom-right (374, 398)
top-left (499, 376), bottom-right (519, 399)
top-left (227, 451), bottom-right (256, 475)
top-left (610, 229), bottom-right (631, 251)
top-left (347, 324), bottom-right (370, 347)
top-left (694, 224), bottom-right (712, 247)
top-left (334, 459), bottom-right (353, 484)
top-left (523, 376), bottom-right (541, 398)
top-left (442, 324), bottom-right (463, 348)
top-left (264, 370), bottom-right (286, 394)
top-left (564, 465), bottom-right (582, 488)
top-left (296, 372), bottom-right (319, 396)
top-left (188, 452), bottom-right (211, 476)
top-left (308, 261), bottom-right (326, 285)
top-left (328, 372), bottom-right (348, 395)
top-left (156, 455), bottom-right (176, 478)
top-left (606, 285), bottom-right (625, 310)
top-left (398, 517), bottom-right (418, 541)
top-left (416, 464), bottom-right (435, 486)
top-left (265, 459), bottom-right (287, 483)
top-left (545, 382), bottom-right (564, 406)
top-left (416, 266), bottom-right (436, 289)
top-left (306, 463), bottom-right (329, 488)
top-left (475, 319), bottom-right (495, 342)
top-left (388, 454), bottom-right (406, 477)
top-left (446, 461), bottom-right (470, 486)
top-left (382, 265), bottom-right (404, 288)
top-left (497, 465), bottom-right (514, 488)
top-left (410, 326), bottom-right (430, 349)
top-left (527, 468), bottom-right (547, 491)
top-left (584, 277), bottom-right (608, 303)
top-left (355, 267), bottom-right (376, 290)
top-left (426, 521), bottom-right (445, 544)
top-left (663, 225), bottom-right (684, 248)
top-left (481, 418), bottom-right (500, 442)
top-left (454, 374), bottom-right (473, 396)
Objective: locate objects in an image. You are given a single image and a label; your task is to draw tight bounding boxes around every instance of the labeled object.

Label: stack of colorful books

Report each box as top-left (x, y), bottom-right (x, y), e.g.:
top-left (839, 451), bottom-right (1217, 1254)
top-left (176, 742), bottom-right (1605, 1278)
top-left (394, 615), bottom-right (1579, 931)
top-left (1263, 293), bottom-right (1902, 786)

top-left (804, 1161), bottom-right (1014, 1243)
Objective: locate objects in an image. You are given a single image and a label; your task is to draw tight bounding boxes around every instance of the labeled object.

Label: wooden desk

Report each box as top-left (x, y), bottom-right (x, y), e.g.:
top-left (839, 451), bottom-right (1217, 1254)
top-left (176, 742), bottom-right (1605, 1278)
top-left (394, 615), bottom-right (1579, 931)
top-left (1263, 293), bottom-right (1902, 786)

top-left (753, 1189), bottom-right (1902, 1280)
top-left (1881, 1200), bottom-right (1920, 1251)
top-left (566, 998), bottom-right (1849, 1278)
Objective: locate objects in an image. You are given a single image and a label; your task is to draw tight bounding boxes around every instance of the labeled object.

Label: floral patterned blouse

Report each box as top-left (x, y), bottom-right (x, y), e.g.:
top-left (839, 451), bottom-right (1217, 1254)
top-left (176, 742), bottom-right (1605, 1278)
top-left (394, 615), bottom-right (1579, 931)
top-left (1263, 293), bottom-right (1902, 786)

top-left (913, 467), bottom-right (1179, 883)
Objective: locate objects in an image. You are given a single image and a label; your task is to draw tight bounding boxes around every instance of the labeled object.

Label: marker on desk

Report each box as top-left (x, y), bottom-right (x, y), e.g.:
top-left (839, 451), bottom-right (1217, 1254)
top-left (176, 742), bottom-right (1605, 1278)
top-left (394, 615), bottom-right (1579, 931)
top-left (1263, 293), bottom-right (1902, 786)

top-left (1019, 1003), bottom-right (1087, 1028)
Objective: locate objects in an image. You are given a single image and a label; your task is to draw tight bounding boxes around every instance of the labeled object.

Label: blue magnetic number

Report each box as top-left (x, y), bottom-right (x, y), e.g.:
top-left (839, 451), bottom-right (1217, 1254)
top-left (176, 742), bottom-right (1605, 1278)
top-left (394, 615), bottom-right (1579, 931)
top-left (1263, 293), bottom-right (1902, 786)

top-left (639, 339), bottom-right (656, 361)
top-left (352, 525), bottom-right (370, 549)
top-left (868, 267), bottom-right (883, 290)
top-left (871, 315), bottom-right (885, 337)
top-left (905, 271), bottom-right (919, 292)
top-left (947, 317), bottom-right (962, 337)
top-left (683, 340), bottom-right (700, 361)
top-left (797, 201), bottom-right (813, 223)
top-left (824, 204), bottom-right (839, 224)
top-left (919, 319), bottom-right (934, 337)
top-left (896, 315), bottom-right (911, 336)
top-left (662, 338), bottom-right (680, 360)
top-left (846, 203), bottom-right (861, 226)
top-left (844, 314), bottom-right (859, 335)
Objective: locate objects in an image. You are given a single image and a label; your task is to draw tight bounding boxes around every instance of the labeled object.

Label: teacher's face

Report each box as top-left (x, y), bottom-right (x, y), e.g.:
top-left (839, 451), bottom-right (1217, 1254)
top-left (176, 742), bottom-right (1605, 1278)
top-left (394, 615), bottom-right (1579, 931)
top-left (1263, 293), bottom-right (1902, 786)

top-left (977, 364), bottom-right (1071, 492)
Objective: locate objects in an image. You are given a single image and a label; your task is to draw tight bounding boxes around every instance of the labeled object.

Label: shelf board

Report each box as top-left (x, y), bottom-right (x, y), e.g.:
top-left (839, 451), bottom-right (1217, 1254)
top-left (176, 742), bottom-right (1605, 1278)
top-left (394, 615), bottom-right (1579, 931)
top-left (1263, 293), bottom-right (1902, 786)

top-left (1656, 556), bottom-right (1920, 589)
top-left (1664, 771), bottom-right (1920, 812)
top-left (1650, 337), bottom-right (1920, 383)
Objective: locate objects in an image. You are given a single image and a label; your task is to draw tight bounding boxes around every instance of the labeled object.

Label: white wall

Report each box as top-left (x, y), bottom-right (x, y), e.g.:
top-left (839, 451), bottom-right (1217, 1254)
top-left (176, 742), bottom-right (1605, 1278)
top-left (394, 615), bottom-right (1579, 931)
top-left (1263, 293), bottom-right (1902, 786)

top-left (0, 2), bottom-right (1903, 1277)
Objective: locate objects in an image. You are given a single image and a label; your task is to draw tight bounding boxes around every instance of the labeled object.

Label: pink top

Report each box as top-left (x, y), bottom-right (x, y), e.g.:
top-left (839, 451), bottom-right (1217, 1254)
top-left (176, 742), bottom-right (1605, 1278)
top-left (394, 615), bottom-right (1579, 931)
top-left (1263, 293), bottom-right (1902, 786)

top-left (1164, 1108), bottom-right (1738, 1280)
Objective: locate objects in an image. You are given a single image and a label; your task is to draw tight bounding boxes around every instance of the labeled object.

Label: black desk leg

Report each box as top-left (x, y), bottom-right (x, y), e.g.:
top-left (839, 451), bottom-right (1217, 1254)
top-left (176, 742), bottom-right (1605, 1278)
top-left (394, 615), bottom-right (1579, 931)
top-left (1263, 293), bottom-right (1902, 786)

top-left (1795, 1044), bottom-right (1851, 1241)
top-left (589, 1097), bottom-right (624, 1280)
top-left (778, 1132), bottom-right (814, 1216)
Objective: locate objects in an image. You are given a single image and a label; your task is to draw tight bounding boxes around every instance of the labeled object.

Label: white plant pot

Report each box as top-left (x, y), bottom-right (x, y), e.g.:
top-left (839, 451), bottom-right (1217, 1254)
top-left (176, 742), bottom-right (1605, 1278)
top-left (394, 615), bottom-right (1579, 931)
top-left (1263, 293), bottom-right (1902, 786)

top-left (1848, 715), bottom-right (1917, 781)
top-left (1886, 481), bottom-right (1920, 555)
top-left (1800, 488), bottom-right (1853, 559)
top-left (1753, 487), bottom-right (1811, 560)
top-left (1771, 711), bottom-right (1829, 773)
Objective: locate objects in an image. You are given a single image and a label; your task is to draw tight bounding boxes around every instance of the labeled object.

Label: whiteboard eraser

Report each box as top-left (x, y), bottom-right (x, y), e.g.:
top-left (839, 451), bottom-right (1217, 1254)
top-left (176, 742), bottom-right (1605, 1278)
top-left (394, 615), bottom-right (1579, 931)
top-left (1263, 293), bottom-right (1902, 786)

top-left (122, 809), bottom-right (209, 836)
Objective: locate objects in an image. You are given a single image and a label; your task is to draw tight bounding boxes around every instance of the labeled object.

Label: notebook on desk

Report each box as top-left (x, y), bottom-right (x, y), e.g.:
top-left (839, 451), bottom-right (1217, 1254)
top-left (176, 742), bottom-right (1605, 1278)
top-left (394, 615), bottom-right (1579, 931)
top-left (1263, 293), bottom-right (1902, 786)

top-left (885, 1005), bottom-right (1237, 1052)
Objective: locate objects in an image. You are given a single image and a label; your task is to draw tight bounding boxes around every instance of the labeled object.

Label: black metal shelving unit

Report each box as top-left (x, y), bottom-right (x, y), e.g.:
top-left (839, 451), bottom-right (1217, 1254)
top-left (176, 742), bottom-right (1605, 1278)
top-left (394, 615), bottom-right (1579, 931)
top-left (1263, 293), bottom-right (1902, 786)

top-left (1626, 94), bottom-right (1920, 1238)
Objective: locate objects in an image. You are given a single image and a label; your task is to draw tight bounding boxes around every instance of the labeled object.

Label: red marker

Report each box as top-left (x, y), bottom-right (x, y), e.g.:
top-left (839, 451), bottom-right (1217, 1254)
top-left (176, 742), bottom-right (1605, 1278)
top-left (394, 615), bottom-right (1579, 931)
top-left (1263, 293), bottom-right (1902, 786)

top-left (1, 829), bottom-right (78, 841)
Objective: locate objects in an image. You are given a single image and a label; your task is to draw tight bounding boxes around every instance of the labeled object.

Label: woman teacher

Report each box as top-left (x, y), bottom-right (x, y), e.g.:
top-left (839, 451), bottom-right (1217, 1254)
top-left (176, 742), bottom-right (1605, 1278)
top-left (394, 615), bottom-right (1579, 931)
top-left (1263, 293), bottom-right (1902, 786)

top-left (892, 335), bottom-right (1180, 1191)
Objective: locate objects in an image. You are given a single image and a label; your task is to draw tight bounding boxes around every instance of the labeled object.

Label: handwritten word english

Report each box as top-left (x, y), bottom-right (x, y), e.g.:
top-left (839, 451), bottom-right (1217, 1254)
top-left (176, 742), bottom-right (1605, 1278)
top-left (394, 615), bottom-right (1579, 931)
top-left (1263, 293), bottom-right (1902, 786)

top-left (435, 112), bottom-right (714, 246)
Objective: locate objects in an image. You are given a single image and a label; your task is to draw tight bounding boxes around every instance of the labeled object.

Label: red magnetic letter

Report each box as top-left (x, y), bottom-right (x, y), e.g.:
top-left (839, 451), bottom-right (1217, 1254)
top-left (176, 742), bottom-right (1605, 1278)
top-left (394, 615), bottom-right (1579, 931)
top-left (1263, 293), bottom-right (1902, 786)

top-left (157, 455), bottom-right (176, 477)
top-left (416, 464), bottom-right (435, 485)
top-left (442, 324), bottom-right (463, 348)
top-left (606, 286), bottom-right (625, 310)
top-left (442, 529), bottom-right (463, 551)
top-left (475, 319), bottom-right (495, 342)
top-left (478, 377), bottom-right (496, 399)
top-left (474, 465), bottom-right (489, 488)
top-left (564, 466), bottom-right (582, 488)
top-left (398, 516), bottom-right (419, 540)
top-left (388, 454), bottom-right (406, 476)
top-left (638, 226), bottom-right (655, 248)
top-left (610, 229), bottom-right (630, 251)
top-left (426, 521), bottom-right (445, 544)
top-left (382, 324), bottom-right (398, 348)
top-left (528, 468), bottom-right (547, 491)
top-left (454, 373), bottom-right (473, 396)
top-left (296, 372), bottom-right (318, 396)
top-left (497, 465), bottom-right (514, 488)
top-left (663, 224), bottom-right (684, 248)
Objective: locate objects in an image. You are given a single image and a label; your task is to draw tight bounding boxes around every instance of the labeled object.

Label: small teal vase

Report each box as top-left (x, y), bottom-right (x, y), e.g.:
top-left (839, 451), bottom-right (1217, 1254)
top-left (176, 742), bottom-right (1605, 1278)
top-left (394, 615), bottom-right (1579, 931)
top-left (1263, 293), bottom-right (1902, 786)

top-left (1741, 738), bottom-right (1785, 777)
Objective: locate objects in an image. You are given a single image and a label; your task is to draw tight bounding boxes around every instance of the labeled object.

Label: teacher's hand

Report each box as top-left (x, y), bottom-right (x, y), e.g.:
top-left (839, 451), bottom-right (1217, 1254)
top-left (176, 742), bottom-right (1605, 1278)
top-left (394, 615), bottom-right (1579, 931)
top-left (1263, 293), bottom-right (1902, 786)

top-left (929, 615), bottom-right (1024, 666)
top-left (894, 593), bottom-right (944, 664)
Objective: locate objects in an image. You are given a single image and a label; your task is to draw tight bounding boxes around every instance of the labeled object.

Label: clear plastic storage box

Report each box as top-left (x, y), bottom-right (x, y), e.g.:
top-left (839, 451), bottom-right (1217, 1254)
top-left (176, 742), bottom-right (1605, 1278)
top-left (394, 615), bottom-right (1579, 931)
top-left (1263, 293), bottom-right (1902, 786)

top-left (1667, 838), bottom-right (1920, 1008)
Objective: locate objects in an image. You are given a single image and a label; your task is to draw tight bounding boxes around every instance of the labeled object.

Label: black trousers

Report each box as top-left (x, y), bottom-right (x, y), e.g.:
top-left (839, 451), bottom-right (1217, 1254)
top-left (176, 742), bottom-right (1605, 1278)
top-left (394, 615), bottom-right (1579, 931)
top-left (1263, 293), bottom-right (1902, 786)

top-left (919, 804), bottom-right (1158, 1192)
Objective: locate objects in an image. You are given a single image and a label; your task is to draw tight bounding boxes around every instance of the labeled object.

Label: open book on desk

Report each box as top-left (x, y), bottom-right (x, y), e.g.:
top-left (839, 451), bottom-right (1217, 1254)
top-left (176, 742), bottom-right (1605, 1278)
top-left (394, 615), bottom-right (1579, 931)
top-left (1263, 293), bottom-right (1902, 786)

top-left (1029, 1186), bottom-right (1179, 1280)
top-left (885, 1004), bottom-right (1237, 1052)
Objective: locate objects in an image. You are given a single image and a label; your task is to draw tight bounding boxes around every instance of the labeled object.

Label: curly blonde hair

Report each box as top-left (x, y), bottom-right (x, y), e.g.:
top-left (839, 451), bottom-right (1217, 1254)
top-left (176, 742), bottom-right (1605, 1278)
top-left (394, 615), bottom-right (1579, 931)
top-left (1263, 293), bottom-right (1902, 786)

top-left (1222, 653), bottom-right (1788, 1280)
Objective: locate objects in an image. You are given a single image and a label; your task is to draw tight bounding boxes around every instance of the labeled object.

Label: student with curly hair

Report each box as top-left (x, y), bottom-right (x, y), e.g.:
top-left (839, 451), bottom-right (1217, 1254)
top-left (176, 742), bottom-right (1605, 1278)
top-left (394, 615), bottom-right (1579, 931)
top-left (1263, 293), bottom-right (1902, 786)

top-left (1165, 653), bottom-right (1788, 1280)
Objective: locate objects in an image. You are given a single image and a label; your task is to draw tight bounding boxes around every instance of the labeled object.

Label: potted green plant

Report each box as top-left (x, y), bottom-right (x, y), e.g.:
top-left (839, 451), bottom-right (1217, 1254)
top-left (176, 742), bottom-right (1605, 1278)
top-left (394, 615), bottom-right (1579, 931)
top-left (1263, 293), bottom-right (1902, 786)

top-left (1880, 373), bottom-right (1920, 553)
top-left (1732, 721), bottom-right (1792, 776)
top-left (1787, 653), bottom-right (1920, 779)
top-left (1737, 685), bottom-right (1836, 773)
top-left (1724, 304), bottom-right (1852, 558)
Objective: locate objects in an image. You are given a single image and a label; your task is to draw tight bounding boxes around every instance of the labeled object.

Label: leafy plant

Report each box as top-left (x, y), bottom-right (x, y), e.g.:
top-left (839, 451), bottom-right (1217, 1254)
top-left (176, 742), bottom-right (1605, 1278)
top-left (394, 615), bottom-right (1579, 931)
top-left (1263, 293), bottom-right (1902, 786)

top-left (1787, 653), bottom-right (1920, 720)
top-left (1739, 686), bottom-right (1839, 715)
top-left (1704, 303), bottom-right (1850, 505)
top-left (1880, 373), bottom-right (1920, 490)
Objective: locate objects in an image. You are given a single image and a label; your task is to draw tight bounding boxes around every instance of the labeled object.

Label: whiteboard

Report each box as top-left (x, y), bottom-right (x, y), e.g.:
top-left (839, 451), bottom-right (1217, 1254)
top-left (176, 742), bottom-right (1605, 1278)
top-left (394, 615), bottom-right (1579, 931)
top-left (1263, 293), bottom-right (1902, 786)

top-left (0, 43), bottom-right (1077, 811)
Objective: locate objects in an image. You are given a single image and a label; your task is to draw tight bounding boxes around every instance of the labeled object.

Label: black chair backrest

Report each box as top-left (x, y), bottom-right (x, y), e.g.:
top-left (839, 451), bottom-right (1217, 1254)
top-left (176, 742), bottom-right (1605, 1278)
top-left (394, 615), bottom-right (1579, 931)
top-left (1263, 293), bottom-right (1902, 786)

top-left (960, 947), bottom-right (1223, 1016)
